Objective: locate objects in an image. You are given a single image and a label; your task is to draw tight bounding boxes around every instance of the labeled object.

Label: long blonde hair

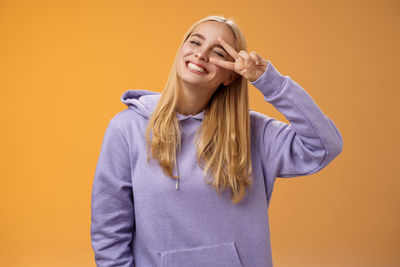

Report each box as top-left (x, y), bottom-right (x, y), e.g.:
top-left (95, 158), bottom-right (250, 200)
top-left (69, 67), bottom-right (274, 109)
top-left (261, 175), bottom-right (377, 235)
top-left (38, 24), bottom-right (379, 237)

top-left (145, 15), bottom-right (253, 204)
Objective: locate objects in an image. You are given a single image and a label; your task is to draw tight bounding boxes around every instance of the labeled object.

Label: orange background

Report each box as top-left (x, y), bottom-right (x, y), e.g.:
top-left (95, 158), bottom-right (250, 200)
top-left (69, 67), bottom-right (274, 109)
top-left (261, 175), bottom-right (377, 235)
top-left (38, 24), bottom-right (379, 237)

top-left (1, 0), bottom-right (399, 266)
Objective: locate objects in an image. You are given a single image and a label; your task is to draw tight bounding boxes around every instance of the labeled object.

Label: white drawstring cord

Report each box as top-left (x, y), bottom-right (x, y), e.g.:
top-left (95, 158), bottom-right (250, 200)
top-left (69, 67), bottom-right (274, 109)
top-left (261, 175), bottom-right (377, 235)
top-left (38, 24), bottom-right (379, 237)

top-left (175, 157), bottom-right (180, 190)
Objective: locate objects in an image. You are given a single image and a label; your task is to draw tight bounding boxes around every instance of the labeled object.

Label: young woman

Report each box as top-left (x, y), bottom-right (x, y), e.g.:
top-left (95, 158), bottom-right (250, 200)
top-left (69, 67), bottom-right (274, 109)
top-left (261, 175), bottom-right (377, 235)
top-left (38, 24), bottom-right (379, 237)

top-left (90, 15), bottom-right (343, 267)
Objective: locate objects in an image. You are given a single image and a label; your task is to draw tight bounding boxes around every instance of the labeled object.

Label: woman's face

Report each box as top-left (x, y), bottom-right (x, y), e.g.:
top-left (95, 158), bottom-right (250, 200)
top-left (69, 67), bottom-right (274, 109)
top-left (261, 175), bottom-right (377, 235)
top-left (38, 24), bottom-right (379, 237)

top-left (176, 21), bottom-right (237, 94)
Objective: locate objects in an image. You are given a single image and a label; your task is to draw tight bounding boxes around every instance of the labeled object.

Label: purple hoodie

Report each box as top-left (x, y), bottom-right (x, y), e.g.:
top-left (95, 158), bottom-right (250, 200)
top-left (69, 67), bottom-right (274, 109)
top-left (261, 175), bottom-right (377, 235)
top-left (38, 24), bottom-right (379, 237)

top-left (90, 60), bottom-right (343, 267)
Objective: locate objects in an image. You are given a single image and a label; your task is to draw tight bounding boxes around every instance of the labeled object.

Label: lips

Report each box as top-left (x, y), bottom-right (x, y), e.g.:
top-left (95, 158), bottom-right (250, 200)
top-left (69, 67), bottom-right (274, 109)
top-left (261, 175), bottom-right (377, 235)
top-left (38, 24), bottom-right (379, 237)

top-left (185, 60), bottom-right (209, 74)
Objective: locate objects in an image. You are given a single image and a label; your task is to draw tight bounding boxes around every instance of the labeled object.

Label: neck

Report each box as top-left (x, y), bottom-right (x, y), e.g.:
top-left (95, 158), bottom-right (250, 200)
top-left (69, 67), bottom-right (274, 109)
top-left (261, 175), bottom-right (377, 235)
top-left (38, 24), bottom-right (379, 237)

top-left (176, 83), bottom-right (216, 116)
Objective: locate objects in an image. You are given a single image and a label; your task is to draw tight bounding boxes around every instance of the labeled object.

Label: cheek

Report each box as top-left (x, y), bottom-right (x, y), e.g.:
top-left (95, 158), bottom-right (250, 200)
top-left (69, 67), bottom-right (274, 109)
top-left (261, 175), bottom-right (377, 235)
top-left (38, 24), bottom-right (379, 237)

top-left (177, 50), bottom-right (187, 69)
top-left (178, 47), bottom-right (190, 65)
top-left (217, 68), bottom-right (231, 78)
top-left (179, 44), bottom-right (191, 55)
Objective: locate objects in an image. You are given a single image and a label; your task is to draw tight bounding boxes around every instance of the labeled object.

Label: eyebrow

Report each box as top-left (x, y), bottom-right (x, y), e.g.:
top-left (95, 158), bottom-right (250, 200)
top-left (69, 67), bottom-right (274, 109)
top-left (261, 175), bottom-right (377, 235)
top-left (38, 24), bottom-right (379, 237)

top-left (189, 33), bottom-right (228, 53)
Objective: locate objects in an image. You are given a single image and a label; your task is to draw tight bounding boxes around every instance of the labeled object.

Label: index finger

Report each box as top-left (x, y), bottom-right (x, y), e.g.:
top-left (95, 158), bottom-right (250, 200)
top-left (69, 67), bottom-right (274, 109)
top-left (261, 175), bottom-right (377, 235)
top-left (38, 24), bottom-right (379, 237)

top-left (209, 57), bottom-right (235, 71)
top-left (217, 36), bottom-right (239, 60)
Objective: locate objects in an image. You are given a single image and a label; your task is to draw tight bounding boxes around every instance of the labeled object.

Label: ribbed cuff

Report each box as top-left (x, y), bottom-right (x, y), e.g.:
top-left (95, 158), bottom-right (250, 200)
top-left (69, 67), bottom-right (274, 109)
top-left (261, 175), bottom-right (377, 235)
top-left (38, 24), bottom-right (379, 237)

top-left (249, 60), bottom-right (289, 101)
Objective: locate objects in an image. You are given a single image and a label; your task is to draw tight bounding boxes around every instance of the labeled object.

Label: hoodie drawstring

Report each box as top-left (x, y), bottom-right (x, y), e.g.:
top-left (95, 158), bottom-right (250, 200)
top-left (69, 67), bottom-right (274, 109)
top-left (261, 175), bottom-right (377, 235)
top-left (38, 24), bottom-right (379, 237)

top-left (175, 157), bottom-right (180, 190)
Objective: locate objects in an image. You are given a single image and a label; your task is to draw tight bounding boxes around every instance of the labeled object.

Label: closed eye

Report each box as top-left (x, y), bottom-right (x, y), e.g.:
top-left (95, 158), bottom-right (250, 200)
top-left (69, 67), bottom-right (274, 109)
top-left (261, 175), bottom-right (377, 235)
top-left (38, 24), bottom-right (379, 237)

top-left (215, 51), bottom-right (225, 58)
top-left (190, 40), bottom-right (225, 58)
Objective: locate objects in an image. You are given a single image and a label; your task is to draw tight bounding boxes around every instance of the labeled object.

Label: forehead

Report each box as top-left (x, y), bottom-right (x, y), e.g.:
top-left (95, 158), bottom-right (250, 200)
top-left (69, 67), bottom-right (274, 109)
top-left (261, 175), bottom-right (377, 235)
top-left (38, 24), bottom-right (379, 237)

top-left (189, 21), bottom-right (236, 49)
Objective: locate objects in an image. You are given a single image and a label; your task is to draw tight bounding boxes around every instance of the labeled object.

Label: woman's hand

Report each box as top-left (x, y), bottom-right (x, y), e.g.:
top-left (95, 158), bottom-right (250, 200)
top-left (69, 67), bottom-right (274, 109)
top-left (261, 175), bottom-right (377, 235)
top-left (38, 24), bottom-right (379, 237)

top-left (209, 36), bottom-right (269, 83)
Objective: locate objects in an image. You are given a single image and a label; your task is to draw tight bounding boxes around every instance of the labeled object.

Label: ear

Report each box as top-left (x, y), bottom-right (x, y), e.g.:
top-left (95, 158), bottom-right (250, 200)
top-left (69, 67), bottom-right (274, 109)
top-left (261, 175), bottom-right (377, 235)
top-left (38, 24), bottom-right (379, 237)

top-left (222, 72), bottom-right (239, 86)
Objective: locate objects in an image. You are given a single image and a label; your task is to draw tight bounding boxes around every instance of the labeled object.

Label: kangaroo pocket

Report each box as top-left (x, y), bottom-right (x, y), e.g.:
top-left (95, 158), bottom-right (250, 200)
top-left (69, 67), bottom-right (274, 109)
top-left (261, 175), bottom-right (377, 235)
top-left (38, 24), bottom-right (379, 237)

top-left (160, 241), bottom-right (243, 267)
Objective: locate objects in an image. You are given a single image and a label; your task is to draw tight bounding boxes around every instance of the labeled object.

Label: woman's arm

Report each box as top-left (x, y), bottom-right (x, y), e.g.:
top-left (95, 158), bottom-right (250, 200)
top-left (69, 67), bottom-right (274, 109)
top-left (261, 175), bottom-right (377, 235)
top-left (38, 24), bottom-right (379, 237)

top-left (208, 36), bottom-right (343, 178)
top-left (91, 118), bottom-right (135, 266)
top-left (251, 60), bottom-right (343, 178)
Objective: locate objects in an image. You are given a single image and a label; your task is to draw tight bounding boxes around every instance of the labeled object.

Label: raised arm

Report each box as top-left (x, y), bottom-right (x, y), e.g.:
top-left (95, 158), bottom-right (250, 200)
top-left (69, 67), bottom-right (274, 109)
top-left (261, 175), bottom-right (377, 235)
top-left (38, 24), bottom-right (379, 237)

top-left (91, 118), bottom-right (135, 266)
top-left (251, 61), bottom-right (343, 178)
top-left (209, 36), bottom-right (343, 179)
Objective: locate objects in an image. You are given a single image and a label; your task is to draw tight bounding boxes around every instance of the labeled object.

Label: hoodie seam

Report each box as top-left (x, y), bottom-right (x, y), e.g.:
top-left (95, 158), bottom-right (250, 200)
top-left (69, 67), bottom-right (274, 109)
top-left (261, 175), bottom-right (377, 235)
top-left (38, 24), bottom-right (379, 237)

top-left (110, 118), bottom-right (130, 150)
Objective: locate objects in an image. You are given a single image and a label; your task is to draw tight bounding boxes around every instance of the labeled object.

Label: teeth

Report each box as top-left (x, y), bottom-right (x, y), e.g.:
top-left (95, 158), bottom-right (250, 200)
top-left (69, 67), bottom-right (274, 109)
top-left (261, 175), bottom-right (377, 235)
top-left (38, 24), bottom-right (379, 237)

top-left (188, 62), bottom-right (205, 73)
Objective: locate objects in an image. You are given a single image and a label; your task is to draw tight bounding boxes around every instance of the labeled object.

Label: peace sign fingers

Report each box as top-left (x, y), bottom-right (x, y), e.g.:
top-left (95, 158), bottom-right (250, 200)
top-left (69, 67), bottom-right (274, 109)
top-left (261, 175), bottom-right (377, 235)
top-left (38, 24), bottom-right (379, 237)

top-left (209, 36), bottom-right (269, 82)
top-left (216, 36), bottom-right (240, 61)
top-left (208, 36), bottom-right (239, 71)
top-left (209, 57), bottom-right (236, 71)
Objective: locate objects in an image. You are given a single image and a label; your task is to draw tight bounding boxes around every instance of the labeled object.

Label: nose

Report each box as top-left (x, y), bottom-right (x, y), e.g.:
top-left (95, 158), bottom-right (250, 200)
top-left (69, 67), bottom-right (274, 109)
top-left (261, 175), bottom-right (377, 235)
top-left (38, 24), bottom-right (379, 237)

top-left (195, 48), bottom-right (209, 62)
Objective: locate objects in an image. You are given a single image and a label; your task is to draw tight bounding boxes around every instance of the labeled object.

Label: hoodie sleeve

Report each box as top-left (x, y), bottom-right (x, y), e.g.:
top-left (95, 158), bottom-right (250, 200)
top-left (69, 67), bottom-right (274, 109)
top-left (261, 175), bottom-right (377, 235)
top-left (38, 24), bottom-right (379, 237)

top-left (250, 60), bottom-right (343, 179)
top-left (90, 118), bottom-right (135, 267)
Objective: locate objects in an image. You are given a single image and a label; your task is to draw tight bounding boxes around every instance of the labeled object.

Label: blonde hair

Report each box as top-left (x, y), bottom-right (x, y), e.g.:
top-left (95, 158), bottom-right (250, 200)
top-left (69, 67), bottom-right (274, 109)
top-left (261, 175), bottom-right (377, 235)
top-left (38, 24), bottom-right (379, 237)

top-left (145, 15), bottom-right (253, 204)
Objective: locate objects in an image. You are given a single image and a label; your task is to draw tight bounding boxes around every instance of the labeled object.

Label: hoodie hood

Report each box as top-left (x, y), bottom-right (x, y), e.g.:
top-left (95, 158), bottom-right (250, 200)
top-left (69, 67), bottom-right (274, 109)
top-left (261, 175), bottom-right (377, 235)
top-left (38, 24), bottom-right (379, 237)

top-left (121, 89), bottom-right (205, 121)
